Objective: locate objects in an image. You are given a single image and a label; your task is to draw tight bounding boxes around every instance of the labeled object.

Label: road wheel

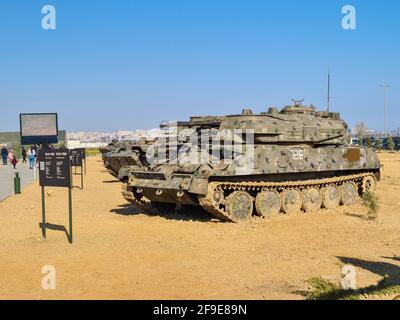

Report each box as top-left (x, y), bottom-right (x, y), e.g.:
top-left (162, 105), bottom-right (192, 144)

top-left (255, 190), bottom-right (281, 217)
top-left (340, 182), bottom-right (359, 206)
top-left (282, 189), bottom-right (302, 214)
top-left (225, 191), bottom-right (254, 222)
top-left (302, 188), bottom-right (322, 213)
top-left (322, 185), bottom-right (340, 209)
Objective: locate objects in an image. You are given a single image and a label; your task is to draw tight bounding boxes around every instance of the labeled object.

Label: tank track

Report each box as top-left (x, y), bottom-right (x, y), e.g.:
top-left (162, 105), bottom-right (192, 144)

top-left (198, 173), bottom-right (376, 223)
top-left (127, 196), bottom-right (159, 215)
top-left (124, 195), bottom-right (178, 216)
top-left (122, 185), bottom-right (159, 215)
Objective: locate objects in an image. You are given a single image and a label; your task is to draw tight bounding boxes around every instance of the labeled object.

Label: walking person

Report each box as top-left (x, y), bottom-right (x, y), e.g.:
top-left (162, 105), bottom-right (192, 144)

top-left (34, 144), bottom-right (39, 161)
top-left (11, 155), bottom-right (18, 169)
top-left (8, 149), bottom-right (14, 164)
top-left (1, 146), bottom-right (8, 165)
top-left (21, 146), bottom-right (27, 164)
top-left (28, 146), bottom-right (36, 169)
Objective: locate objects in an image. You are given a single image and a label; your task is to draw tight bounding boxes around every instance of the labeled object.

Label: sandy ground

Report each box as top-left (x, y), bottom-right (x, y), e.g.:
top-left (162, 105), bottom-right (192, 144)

top-left (0, 154), bottom-right (399, 300)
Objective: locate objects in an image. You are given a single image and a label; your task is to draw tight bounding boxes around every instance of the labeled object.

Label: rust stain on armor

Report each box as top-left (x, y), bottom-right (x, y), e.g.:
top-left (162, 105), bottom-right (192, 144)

top-left (344, 148), bottom-right (361, 163)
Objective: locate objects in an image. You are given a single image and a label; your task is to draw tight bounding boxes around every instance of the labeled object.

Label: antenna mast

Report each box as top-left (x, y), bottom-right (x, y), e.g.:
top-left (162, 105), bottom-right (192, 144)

top-left (327, 70), bottom-right (331, 112)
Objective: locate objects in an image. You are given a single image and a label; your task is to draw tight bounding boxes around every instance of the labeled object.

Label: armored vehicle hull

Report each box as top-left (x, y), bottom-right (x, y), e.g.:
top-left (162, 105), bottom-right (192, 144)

top-left (103, 140), bottom-right (154, 180)
top-left (100, 141), bottom-right (133, 164)
top-left (123, 102), bottom-right (380, 222)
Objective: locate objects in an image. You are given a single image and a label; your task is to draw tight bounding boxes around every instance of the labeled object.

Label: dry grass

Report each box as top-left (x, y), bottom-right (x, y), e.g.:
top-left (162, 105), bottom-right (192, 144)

top-left (363, 191), bottom-right (379, 220)
top-left (306, 276), bottom-right (400, 300)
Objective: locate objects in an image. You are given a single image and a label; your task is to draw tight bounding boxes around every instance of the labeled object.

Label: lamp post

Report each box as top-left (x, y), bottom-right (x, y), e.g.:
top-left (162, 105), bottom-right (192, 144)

top-left (379, 84), bottom-right (390, 137)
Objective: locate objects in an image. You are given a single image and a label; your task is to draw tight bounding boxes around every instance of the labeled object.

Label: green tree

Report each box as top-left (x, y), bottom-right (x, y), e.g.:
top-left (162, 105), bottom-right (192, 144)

top-left (375, 136), bottom-right (382, 150)
top-left (366, 136), bottom-right (372, 148)
top-left (358, 135), bottom-right (363, 146)
top-left (387, 136), bottom-right (395, 151)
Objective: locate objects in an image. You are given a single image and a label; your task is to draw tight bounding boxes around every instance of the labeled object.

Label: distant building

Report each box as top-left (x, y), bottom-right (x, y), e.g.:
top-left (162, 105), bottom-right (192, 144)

top-left (66, 140), bottom-right (109, 149)
top-left (65, 129), bottom-right (162, 148)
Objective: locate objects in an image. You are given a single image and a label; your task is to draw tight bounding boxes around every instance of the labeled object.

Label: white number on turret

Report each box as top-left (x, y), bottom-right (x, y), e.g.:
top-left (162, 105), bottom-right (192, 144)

top-left (291, 149), bottom-right (304, 160)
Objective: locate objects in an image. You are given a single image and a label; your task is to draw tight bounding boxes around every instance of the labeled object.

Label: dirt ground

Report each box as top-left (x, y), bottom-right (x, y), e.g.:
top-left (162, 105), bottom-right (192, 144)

top-left (0, 153), bottom-right (399, 300)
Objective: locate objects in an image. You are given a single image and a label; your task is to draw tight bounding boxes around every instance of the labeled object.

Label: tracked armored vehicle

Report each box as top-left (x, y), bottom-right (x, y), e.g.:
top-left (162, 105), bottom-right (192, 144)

top-left (100, 140), bottom-right (132, 163)
top-left (102, 139), bottom-right (155, 180)
top-left (103, 121), bottom-right (193, 180)
top-left (122, 101), bottom-right (380, 222)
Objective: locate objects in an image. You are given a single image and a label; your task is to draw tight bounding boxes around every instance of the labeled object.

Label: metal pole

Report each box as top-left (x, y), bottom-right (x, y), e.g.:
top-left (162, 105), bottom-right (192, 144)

top-left (327, 70), bottom-right (330, 113)
top-left (380, 84), bottom-right (390, 137)
top-left (68, 187), bottom-right (73, 244)
top-left (41, 186), bottom-right (46, 238)
top-left (384, 87), bottom-right (387, 136)
top-left (33, 158), bottom-right (37, 181)
top-left (81, 165), bottom-right (84, 190)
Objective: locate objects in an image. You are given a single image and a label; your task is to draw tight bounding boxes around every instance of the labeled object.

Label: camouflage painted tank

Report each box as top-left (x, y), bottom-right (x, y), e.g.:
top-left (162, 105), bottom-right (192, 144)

top-left (122, 101), bottom-right (381, 222)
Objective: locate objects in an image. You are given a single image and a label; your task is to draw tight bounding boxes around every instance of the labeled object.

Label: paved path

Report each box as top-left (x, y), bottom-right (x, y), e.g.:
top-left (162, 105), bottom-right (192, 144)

top-left (0, 163), bottom-right (35, 202)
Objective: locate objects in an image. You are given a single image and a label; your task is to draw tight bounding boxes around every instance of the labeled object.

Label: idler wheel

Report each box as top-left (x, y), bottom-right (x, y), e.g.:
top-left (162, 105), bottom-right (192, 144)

top-left (212, 189), bottom-right (225, 206)
top-left (302, 188), bottom-right (322, 213)
top-left (322, 185), bottom-right (340, 209)
top-left (225, 191), bottom-right (254, 222)
top-left (282, 189), bottom-right (302, 214)
top-left (340, 182), bottom-right (359, 206)
top-left (255, 190), bottom-right (281, 217)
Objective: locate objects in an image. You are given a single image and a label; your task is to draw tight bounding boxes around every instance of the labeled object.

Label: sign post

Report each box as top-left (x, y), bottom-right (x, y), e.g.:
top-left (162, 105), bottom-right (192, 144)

top-left (70, 148), bottom-right (84, 190)
top-left (41, 186), bottom-right (46, 238)
top-left (68, 186), bottom-right (73, 243)
top-left (33, 158), bottom-right (37, 181)
top-left (83, 149), bottom-right (87, 175)
top-left (38, 149), bottom-right (73, 244)
top-left (77, 148), bottom-right (87, 175)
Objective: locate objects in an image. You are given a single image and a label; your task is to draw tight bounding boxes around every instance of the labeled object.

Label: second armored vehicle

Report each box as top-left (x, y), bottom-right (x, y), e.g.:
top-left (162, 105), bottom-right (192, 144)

top-left (101, 139), bottom-right (154, 181)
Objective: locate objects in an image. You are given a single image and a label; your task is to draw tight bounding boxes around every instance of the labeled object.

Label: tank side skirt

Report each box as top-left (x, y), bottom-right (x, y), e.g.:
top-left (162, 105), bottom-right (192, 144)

top-left (208, 169), bottom-right (380, 183)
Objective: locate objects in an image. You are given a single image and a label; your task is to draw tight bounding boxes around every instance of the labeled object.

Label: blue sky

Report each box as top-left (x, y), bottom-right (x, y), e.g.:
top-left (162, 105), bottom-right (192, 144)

top-left (0, 0), bottom-right (399, 132)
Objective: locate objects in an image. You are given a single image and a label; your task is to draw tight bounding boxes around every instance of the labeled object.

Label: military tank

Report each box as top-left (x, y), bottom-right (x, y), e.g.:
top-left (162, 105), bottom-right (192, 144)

top-left (102, 139), bottom-right (155, 181)
top-left (122, 101), bottom-right (381, 222)
top-left (103, 121), bottom-right (193, 181)
top-left (100, 140), bottom-right (132, 164)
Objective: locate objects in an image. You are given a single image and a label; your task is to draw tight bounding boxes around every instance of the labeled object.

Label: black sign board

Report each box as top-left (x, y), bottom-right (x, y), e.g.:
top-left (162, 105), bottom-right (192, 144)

top-left (38, 149), bottom-right (71, 188)
top-left (20, 113), bottom-right (59, 145)
top-left (78, 148), bottom-right (86, 160)
top-left (70, 148), bottom-right (85, 189)
top-left (79, 148), bottom-right (87, 175)
top-left (70, 149), bottom-right (83, 167)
